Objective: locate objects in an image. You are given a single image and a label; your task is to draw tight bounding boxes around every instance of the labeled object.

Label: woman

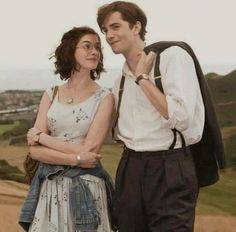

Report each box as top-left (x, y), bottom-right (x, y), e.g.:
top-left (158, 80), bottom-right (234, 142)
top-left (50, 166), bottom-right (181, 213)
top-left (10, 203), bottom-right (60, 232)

top-left (19, 26), bottom-right (115, 232)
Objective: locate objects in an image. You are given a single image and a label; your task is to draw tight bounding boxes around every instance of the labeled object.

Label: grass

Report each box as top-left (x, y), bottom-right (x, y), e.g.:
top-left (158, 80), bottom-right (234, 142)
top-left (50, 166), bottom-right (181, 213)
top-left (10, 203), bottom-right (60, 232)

top-left (0, 121), bottom-right (19, 135)
top-left (0, 160), bottom-right (25, 183)
top-left (196, 169), bottom-right (236, 216)
top-left (100, 143), bottom-right (123, 180)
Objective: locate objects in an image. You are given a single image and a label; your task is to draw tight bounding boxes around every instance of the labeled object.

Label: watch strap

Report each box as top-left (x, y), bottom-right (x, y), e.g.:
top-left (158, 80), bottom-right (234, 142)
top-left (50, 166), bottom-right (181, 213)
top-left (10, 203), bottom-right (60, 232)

top-left (135, 74), bottom-right (149, 85)
top-left (135, 75), bottom-right (144, 85)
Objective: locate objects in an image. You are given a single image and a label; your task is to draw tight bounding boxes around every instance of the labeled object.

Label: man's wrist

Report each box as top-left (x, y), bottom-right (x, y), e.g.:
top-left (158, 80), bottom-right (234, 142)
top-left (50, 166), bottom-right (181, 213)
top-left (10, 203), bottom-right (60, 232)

top-left (135, 74), bottom-right (149, 85)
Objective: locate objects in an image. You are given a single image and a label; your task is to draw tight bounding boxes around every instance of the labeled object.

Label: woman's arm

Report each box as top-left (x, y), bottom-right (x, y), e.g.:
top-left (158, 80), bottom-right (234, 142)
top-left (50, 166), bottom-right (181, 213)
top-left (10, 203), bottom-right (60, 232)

top-left (29, 92), bottom-right (114, 154)
top-left (28, 90), bottom-right (100, 167)
top-left (29, 145), bottom-right (100, 168)
top-left (28, 128), bottom-right (97, 154)
top-left (83, 93), bottom-right (114, 153)
top-left (28, 91), bottom-right (97, 153)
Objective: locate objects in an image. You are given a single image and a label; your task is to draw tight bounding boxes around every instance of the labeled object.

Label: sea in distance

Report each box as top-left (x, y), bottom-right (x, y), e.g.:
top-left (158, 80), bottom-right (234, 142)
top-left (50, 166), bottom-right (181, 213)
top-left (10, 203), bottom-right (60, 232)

top-left (0, 64), bottom-right (235, 91)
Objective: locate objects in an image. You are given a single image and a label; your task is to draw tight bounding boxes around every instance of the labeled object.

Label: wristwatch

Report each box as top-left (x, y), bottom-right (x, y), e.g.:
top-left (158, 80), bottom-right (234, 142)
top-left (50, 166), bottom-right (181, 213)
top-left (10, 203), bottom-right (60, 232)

top-left (34, 131), bottom-right (43, 143)
top-left (135, 74), bottom-right (149, 85)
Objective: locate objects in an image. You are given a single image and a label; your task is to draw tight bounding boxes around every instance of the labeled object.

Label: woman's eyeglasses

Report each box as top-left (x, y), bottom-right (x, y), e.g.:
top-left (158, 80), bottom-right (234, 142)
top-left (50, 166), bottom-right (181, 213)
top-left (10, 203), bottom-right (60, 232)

top-left (76, 42), bottom-right (103, 52)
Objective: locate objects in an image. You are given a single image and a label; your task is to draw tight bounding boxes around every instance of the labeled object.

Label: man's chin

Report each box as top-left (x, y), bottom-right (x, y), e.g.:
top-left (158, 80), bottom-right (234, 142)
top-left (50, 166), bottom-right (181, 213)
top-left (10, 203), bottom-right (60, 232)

top-left (111, 48), bottom-right (121, 54)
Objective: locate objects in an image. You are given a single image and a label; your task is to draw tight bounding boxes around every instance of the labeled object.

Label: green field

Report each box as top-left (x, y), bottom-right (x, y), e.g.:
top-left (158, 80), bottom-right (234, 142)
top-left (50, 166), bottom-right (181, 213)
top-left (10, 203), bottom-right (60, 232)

top-left (0, 121), bottom-right (19, 135)
top-left (196, 169), bottom-right (236, 216)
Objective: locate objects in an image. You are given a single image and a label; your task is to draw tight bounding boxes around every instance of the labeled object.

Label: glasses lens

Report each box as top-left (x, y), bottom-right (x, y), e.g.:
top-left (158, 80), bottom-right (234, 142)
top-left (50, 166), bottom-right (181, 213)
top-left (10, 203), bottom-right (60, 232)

top-left (77, 42), bottom-right (102, 52)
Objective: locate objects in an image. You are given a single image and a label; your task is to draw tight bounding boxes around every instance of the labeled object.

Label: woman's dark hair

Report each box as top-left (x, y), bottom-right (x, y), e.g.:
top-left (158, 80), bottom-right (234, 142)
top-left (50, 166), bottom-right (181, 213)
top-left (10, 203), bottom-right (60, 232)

top-left (97, 1), bottom-right (147, 41)
top-left (53, 26), bottom-right (104, 80)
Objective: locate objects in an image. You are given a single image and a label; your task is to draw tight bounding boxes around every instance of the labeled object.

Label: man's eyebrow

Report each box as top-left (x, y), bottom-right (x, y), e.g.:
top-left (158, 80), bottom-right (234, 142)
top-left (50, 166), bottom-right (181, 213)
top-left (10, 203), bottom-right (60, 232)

top-left (102, 22), bottom-right (120, 31)
top-left (110, 22), bottom-right (120, 26)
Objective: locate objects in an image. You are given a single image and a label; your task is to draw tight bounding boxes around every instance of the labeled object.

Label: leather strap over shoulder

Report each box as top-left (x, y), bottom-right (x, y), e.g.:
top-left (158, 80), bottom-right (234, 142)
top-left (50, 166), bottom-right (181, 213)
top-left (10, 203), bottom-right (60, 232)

top-left (51, 86), bottom-right (58, 103)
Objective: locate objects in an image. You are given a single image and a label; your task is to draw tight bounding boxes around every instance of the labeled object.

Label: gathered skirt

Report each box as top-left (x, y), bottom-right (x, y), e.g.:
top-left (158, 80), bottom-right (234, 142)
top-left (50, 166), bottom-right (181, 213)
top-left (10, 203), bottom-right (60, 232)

top-left (29, 175), bottom-right (112, 232)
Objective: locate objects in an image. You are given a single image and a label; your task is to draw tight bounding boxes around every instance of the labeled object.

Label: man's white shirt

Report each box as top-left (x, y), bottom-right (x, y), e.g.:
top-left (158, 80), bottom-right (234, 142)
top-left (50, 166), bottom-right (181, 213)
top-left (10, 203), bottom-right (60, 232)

top-left (112, 46), bottom-right (205, 151)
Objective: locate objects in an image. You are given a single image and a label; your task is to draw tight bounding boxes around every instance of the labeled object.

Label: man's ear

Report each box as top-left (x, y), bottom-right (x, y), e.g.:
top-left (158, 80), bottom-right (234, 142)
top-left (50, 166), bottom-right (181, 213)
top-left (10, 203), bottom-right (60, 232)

top-left (133, 21), bottom-right (142, 35)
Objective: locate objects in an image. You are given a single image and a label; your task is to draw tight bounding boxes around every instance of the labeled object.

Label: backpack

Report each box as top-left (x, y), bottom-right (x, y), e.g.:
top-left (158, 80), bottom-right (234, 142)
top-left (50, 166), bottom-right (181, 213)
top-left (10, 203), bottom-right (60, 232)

top-left (114, 41), bottom-right (225, 187)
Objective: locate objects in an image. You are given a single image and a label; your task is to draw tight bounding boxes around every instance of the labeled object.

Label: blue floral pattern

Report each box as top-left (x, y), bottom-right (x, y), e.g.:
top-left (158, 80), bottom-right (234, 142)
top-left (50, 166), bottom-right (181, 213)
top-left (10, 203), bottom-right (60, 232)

top-left (72, 107), bottom-right (89, 123)
top-left (47, 87), bottom-right (110, 144)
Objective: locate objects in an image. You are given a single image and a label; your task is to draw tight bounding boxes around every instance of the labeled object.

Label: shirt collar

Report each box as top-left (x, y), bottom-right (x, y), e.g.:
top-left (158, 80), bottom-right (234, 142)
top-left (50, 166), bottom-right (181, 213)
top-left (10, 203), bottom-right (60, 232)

top-left (122, 62), bottom-right (134, 78)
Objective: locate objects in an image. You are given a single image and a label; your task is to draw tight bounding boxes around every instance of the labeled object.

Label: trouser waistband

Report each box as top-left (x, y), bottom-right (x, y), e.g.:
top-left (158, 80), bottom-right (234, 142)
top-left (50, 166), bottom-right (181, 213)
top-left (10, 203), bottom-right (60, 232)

top-left (123, 145), bottom-right (191, 159)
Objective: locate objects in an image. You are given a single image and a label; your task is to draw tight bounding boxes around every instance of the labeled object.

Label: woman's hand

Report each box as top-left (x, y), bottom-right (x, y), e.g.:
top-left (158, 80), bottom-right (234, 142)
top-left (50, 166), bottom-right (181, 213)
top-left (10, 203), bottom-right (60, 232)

top-left (75, 151), bottom-right (102, 168)
top-left (27, 127), bottom-right (42, 146)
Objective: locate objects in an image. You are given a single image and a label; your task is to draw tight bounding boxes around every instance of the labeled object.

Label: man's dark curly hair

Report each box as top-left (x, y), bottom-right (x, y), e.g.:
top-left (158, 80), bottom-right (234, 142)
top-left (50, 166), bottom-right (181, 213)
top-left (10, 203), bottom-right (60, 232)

top-left (53, 26), bottom-right (104, 80)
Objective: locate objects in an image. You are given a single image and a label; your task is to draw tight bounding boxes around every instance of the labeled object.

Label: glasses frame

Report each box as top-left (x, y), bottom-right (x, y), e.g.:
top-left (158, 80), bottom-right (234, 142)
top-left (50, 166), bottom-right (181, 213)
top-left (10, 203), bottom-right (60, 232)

top-left (76, 41), bottom-right (103, 53)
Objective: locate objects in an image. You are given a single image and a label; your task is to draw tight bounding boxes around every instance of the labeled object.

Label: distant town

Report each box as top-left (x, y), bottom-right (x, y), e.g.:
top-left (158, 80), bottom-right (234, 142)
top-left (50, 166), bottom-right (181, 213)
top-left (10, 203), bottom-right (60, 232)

top-left (0, 90), bottom-right (42, 120)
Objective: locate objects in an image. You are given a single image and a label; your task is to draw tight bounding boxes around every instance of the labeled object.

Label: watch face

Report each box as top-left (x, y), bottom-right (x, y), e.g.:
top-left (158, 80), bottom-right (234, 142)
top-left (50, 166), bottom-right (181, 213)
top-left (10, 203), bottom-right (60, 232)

top-left (142, 74), bottom-right (149, 80)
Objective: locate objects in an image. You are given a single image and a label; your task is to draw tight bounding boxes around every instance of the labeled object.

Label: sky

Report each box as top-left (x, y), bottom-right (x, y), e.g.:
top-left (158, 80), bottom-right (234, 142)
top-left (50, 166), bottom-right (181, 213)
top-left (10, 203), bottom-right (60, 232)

top-left (0, 0), bottom-right (236, 71)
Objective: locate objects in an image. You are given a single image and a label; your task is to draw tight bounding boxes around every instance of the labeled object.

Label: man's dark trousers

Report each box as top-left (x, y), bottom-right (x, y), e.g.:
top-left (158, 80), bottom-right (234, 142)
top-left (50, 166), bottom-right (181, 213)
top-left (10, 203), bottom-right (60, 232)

top-left (115, 146), bottom-right (198, 232)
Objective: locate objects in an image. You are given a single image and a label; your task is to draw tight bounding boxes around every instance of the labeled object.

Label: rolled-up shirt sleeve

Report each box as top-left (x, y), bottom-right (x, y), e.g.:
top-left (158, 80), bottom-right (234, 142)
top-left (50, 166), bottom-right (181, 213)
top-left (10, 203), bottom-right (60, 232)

top-left (160, 46), bottom-right (199, 131)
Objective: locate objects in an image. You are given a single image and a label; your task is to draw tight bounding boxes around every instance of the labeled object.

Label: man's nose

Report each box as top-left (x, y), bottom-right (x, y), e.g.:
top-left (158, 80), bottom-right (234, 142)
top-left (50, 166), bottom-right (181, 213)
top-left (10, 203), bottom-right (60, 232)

top-left (106, 30), bottom-right (114, 42)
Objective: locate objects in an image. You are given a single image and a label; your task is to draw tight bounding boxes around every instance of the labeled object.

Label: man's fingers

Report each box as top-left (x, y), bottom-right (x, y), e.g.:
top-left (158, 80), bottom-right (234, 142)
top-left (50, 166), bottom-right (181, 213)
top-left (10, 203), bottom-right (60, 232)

top-left (147, 51), bottom-right (155, 59)
top-left (149, 51), bottom-right (155, 56)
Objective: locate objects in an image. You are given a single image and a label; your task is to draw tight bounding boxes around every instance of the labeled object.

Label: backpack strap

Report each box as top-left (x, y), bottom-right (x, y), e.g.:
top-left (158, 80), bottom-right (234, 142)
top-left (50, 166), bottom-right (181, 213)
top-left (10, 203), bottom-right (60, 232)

top-left (153, 53), bottom-right (164, 92)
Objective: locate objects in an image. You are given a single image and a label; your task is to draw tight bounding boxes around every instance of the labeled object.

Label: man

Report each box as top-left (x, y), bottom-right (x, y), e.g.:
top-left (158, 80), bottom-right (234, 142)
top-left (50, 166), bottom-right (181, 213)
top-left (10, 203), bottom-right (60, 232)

top-left (97, 1), bottom-right (204, 231)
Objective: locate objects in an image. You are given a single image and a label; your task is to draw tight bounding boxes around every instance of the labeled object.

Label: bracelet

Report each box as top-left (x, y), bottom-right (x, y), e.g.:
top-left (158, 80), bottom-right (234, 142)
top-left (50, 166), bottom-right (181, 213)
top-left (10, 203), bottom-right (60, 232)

top-left (75, 154), bottom-right (81, 166)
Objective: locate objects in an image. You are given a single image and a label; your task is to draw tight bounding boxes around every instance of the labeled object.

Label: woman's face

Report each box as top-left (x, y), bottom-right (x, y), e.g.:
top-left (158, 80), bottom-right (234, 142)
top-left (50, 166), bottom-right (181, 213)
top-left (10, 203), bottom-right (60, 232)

top-left (74, 34), bottom-right (101, 72)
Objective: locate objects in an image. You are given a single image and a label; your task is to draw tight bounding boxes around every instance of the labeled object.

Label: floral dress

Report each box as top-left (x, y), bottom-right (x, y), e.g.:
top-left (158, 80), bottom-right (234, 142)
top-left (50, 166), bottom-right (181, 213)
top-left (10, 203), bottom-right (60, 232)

top-left (29, 87), bottom-right (112, 232)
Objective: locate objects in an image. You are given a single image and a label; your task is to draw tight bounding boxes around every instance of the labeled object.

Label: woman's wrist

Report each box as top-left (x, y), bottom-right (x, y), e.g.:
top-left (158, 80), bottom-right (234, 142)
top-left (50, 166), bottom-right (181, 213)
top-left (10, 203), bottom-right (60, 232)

top-left (74, 154), bottom-right (81, 166)
top-left (38, 132), bottom-right (43, 144)
top-left (33, 131), bottom-right (43, 144)
top-left (37, 132), bottom-right (48, 145)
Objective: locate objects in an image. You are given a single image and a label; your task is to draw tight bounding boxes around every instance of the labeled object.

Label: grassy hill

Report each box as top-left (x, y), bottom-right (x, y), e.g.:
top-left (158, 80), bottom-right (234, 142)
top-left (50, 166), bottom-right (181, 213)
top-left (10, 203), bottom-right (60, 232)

top-left (206, 70), bottom-right (236, 104)
top-left (206, 70), bottom-right (236, 167)
top-left (206, 70), bottom-right (236, 127)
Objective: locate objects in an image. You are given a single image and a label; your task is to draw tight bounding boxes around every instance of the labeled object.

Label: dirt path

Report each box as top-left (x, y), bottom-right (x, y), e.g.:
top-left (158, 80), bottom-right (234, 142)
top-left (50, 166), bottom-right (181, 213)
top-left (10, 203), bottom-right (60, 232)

top-left (0, 204), bottom-right (24, 232)
top-left (0, 180), bottom-right (28, 232)
top-left (1, 206), bottom-right (236, 232)
top-left (195, 215), bottom-right (236, 232)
